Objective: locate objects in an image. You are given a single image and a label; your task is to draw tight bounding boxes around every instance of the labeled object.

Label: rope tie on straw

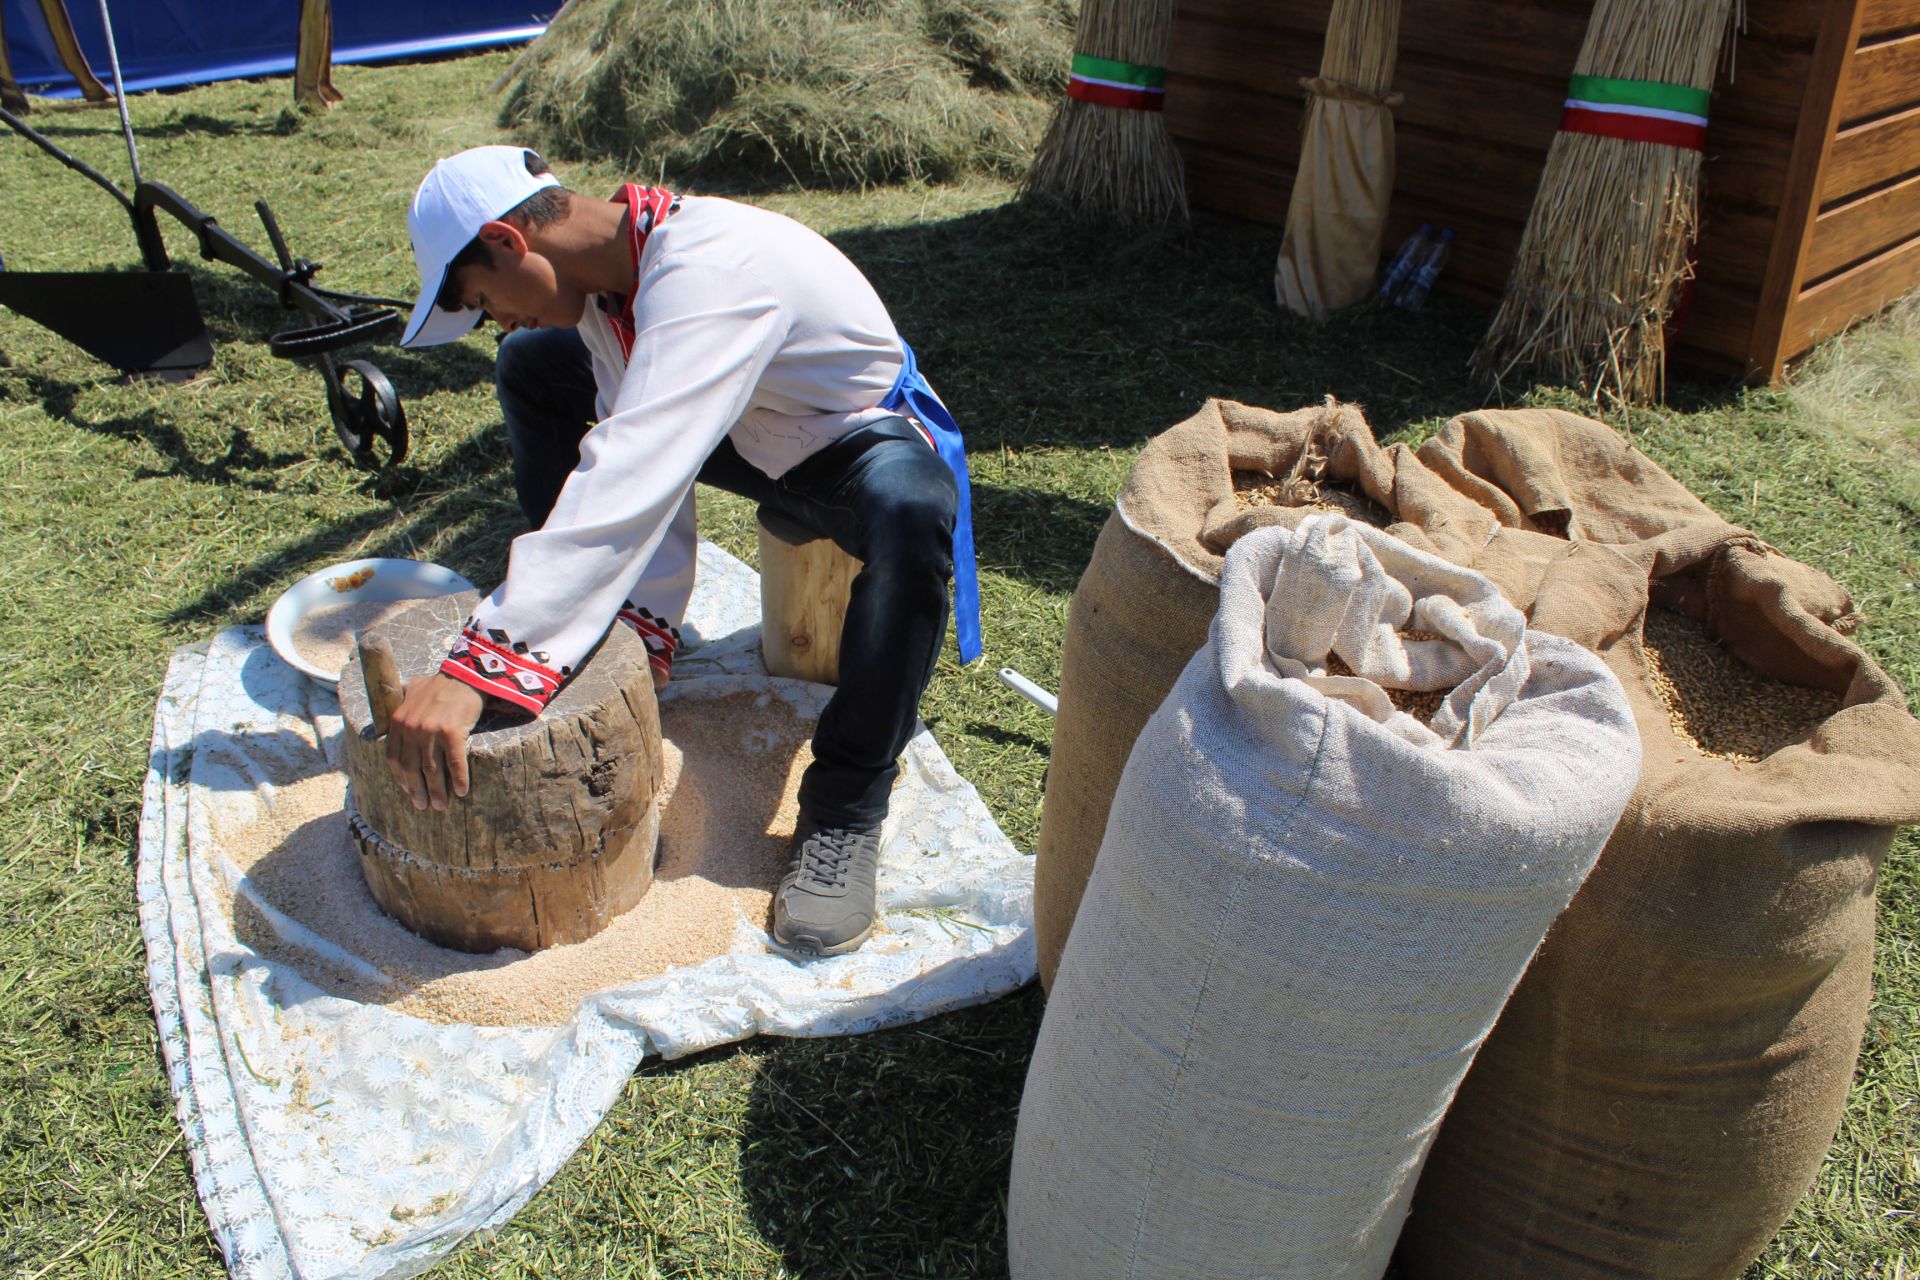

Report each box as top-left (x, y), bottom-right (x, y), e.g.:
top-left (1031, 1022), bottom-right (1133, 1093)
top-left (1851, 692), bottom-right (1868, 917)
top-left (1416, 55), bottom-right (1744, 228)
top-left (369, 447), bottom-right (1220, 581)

top-left (1298, 77), bottom-right (1404, 108)
top-left (1560, 75), bottom-right (1709, 150)
top-left (1067, 54), bottom-right (1166, 111)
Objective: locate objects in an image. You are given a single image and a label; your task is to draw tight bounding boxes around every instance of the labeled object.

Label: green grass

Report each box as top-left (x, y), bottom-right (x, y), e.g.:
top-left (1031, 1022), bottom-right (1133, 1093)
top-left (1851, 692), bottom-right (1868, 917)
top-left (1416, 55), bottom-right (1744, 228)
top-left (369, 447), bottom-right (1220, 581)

top-left (1, 48), bottom-right (1916, 1279)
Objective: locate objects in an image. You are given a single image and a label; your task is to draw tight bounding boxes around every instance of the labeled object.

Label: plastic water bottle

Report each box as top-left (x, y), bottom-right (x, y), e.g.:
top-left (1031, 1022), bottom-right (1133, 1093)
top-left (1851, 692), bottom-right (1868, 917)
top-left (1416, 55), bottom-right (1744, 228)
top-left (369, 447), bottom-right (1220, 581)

top-left (1395, 228), bottom-right (1454, 310)
top-left (1378, 223), bottom-right (1432, 302)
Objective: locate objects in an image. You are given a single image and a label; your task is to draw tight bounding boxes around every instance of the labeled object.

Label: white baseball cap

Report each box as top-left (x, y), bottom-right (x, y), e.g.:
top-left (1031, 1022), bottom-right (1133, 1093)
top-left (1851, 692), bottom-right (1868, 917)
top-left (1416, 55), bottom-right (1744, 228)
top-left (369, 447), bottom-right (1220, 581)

top-left (401, 145), bottom-right (562, 348)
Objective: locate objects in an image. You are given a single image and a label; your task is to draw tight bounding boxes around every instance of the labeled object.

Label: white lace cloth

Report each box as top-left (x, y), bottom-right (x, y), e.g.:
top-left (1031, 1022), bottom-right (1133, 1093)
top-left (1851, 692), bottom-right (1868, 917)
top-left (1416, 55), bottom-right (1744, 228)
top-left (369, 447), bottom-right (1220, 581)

top-left (137, 540), bottom-right (1035, 1280)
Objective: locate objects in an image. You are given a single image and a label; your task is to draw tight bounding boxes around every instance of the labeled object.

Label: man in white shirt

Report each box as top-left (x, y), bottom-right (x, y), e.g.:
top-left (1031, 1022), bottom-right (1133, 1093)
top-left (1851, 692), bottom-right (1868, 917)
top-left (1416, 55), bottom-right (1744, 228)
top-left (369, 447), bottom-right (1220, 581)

top-left (384, 145), bottom-right (980, 956)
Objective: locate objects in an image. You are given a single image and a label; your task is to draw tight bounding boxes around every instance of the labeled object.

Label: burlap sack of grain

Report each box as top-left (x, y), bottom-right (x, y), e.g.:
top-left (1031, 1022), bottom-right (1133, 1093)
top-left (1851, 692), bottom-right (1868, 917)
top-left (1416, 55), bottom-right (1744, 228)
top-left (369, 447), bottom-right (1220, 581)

top-left (1275, 79), bottom-right (1401, 321)
top-left (1032, 398), bottom-right (1498, 989)
top-left (1396, 501), bottom-right (1920, 1277)
top-left (1009, 516), bottom-right (1641, 1280)
top-left (1415, 406), bottom-right (1740, 550)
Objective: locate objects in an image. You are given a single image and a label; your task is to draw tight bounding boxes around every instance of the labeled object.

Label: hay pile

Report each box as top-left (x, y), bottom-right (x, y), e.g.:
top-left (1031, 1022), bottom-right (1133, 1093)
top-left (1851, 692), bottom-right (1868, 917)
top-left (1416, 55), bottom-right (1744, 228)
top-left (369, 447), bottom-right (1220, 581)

top-left (501, 0), bottom-right (1076, 188)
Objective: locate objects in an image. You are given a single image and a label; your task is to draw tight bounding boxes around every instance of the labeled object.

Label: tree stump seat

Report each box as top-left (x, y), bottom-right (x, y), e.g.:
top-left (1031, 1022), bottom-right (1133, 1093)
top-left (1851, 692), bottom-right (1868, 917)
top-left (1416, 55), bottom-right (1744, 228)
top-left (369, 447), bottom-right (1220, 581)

top-left (757, 516), bottom-right (861, 685)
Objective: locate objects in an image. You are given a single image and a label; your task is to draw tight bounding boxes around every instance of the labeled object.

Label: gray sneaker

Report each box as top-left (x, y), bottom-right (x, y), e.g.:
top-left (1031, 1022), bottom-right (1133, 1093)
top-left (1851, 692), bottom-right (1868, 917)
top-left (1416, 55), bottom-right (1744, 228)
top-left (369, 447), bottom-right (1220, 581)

top-left (773, 817), bottom-right (882, 956)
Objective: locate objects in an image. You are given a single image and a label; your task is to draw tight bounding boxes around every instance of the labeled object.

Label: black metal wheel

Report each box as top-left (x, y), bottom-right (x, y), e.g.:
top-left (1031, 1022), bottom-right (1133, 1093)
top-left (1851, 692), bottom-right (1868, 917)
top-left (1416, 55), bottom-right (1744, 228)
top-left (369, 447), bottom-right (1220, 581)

top-left (324, 357), bottom-right (408, 468)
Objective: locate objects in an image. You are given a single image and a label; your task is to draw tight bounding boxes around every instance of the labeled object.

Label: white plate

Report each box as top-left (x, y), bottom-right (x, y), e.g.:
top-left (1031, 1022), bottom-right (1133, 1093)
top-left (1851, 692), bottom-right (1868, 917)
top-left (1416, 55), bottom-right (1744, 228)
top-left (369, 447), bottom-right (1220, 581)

top-left (266, 558), bottom-right (477, 684)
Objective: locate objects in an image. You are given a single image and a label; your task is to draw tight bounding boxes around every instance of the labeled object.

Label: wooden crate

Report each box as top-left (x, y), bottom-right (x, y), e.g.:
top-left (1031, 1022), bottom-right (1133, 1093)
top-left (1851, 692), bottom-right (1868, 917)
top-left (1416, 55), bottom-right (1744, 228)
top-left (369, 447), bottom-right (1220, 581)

top-left (1166, 0), bottom-right (1920, 381)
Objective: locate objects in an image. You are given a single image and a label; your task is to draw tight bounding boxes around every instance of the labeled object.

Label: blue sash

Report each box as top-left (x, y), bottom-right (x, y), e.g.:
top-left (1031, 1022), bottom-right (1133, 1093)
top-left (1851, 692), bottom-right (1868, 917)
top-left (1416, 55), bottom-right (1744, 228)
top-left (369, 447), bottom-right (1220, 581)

top-left (882, 341), bottom-right (982, 664)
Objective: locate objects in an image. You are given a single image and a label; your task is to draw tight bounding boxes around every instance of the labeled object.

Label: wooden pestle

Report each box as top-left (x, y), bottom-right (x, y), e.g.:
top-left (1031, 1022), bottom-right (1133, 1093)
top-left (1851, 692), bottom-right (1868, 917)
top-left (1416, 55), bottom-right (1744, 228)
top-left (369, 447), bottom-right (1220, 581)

top-left (356, 634), bottom-right (406, 736)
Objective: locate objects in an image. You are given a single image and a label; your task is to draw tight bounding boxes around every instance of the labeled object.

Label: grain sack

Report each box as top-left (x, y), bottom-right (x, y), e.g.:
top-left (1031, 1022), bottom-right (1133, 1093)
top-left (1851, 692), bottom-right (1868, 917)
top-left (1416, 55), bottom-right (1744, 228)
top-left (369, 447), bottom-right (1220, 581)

top-left (1010, 515), bottom-right (1641, 1280)
top-left (1398, 528), bottom-right (1920, 1280)
top-left (1034, 398), bottom-right (1496, 988)
top-left (1415, 406), bottom-right (1739, 551)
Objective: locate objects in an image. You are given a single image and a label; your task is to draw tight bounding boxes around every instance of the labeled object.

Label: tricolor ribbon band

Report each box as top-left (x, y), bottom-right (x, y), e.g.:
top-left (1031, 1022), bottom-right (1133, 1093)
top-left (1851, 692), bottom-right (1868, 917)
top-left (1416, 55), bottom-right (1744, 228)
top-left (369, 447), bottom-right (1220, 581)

top-left (1068, 53), bottom-right (1166, 112)
top-left (1560, 75), bottom-right (1708, 150)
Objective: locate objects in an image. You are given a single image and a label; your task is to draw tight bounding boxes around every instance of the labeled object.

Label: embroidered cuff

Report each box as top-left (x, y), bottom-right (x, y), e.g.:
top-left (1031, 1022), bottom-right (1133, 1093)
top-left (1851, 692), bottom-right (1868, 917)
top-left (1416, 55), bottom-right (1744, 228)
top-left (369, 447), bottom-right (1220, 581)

top-left (616, 602), bottom-right (682, 679)
top-left (440, 625), bottom-right (565, 715)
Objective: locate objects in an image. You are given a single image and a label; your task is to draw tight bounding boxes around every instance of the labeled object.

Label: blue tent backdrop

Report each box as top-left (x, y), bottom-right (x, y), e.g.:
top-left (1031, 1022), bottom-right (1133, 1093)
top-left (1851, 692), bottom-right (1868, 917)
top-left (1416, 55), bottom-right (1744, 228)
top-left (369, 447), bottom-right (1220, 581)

top-left (3, 1), bottom-right (558, 97)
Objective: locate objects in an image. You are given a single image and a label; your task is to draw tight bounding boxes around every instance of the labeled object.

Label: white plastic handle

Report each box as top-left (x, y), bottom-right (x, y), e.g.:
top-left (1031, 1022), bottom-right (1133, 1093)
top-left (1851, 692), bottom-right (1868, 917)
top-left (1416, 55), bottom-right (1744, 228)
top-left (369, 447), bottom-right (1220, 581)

top-left (997, 667), bottom-right (1058, 717)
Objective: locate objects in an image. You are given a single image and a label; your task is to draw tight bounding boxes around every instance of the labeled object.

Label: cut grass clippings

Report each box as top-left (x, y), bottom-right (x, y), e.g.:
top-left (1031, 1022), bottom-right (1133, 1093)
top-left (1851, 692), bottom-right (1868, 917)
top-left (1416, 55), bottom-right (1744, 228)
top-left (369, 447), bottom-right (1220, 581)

top-left (0, 47), bottom-right (1916, 1280)
top-left (502, 0), bottom-right (1074, 190)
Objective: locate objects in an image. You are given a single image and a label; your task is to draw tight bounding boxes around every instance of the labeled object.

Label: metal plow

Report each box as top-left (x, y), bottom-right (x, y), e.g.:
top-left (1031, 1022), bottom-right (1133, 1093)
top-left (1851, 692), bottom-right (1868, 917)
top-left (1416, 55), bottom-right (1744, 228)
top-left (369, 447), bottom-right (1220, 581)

top-left (0, 2), bottom-right (412, 466)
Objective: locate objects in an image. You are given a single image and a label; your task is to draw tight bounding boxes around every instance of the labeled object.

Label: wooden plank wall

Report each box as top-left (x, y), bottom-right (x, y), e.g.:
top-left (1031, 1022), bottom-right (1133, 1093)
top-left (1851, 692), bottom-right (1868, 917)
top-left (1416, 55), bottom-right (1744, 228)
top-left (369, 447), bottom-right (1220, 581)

top-left (1163, 0), bottom-right (1910, 380)
top-left (1784, 0), bottom-right (1920, 371)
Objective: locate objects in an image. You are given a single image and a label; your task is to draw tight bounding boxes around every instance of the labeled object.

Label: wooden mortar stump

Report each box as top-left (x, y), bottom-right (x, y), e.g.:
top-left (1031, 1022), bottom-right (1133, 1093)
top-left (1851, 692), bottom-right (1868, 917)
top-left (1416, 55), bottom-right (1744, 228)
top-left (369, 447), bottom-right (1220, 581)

top-left (758, 518), bottom-right (861, 685)
top-left (338, 592), bottom-right (662, 953)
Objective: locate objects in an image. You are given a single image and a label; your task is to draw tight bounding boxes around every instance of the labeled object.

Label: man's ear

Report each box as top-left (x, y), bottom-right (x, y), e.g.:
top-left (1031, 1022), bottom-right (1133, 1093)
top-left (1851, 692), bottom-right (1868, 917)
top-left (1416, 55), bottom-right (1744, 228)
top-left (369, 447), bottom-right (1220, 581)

top-left (475, 219), bottom-right (529, 259)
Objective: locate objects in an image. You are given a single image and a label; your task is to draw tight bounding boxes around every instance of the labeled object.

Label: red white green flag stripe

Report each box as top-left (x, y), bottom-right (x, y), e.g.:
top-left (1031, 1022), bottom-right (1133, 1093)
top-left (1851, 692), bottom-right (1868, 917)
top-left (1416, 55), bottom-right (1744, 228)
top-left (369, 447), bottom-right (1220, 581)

top-left (1560, 75), bottom-right (1709, 150)
top-left (1067, 54), bottom-right (1166, 112)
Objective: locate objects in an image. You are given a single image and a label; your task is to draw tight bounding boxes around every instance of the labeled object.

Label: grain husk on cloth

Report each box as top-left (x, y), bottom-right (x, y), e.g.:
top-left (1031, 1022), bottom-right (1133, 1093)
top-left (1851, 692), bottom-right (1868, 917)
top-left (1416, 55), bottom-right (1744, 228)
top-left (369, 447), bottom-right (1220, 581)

top-left (1009, 516), bottom-right (1640, 1280)
top-left (1394, 417), bottom-right (1920, 1279)
top-left (134, 542), bottom-right (1034, 1280)
top-left (1033, 397), bottom-right (1499, 987)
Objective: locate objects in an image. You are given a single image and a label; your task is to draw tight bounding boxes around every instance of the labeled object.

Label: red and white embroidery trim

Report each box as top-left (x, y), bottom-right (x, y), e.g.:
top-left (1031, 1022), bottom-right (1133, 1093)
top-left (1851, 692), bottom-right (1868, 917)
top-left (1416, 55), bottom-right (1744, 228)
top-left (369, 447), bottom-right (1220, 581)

top-left (604, 184), bottom-right (679, 363)
top-left (616, 604), bottom-right (680, 679)
top-left (440, 628), bottom-right (564, 714)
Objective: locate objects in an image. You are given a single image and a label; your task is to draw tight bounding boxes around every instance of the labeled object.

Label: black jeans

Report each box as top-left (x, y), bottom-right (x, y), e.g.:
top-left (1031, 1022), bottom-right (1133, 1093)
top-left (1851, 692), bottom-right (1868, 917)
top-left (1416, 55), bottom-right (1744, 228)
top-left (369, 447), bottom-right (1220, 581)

top-left (496, 326), bottom-right (956, 828)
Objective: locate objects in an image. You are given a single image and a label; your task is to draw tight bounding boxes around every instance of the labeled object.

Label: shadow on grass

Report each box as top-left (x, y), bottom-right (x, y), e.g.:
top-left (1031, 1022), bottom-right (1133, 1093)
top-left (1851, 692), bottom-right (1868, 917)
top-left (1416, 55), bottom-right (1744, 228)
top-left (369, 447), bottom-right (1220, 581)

top-left (153, 433), bottom-right (520, 626)
top-left (969, 478), bottom-right (1108, 596)
top-left (963, 721), bottom-right (1048, 755)
top-left (739, 984), bottom-right (1043, 1279)
top-left (13, 111), bottom-right (293, 142)
top-left (5, 269), bottom-right (494, 461)
top-left (823, 201), bottom-right (1502, 452)
top-left (13, 366), bottom-right (312, 487)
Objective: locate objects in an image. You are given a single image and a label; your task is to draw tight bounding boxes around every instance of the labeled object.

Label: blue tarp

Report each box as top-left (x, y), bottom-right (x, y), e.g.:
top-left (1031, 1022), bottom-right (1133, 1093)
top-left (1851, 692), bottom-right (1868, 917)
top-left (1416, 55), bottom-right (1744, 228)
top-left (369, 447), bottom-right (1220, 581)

top-left (3, 1), bottom-right (556, 97)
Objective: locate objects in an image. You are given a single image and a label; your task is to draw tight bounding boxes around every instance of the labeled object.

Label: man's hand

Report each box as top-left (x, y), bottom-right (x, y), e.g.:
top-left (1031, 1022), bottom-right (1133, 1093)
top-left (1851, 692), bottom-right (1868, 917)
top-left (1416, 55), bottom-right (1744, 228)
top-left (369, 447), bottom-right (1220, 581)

top-left (385, 673), bottom-right (485, 811)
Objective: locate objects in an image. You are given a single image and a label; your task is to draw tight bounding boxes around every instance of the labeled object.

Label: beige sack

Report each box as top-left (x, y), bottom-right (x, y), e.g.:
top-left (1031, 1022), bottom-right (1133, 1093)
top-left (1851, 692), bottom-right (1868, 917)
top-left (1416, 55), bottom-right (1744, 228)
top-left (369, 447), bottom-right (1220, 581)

top-left (1033, 399), bottom-right (1497, 988)
top-left (1012, 518), bottom-right (1640, 1280)
top-left (1417, 407), bottom-right (1736, 548)
top-left (1398, 410), bottom-right (1920, 1280)
top-left (1274, 79), bottom-right (1400, 321)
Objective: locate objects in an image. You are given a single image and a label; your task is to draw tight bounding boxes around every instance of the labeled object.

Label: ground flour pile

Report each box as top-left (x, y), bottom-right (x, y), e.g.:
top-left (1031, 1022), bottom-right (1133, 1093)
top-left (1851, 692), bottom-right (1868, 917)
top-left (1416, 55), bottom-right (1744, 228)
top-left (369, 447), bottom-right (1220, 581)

top-left (219, 689), bottom-right (813, 1026)
top-left (294, 599), bottom-right (428, 676)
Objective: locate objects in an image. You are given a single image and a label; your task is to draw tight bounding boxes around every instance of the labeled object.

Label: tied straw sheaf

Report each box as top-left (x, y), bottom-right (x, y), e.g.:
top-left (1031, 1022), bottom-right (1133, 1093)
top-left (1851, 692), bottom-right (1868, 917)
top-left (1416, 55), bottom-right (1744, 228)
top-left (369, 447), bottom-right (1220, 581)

top-left (1321, 0), bottom-right (1401, 94)
top-left (1022, 0), bottom-right (1187, 225)
top-left (1561, 74), bottom-right (1710, 150)
top-left (1066, 55), bottom-right (1165, 111)
top-left (1273, 0), bottom-right (1404, 319)
top-left (1476, 0), bottom-right (1742, 404)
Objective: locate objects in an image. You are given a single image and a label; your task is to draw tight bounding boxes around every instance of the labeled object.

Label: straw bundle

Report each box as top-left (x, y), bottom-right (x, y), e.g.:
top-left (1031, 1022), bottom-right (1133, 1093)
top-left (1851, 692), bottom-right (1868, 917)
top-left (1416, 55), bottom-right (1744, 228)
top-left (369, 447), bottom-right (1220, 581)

top-left (1475, 0), bottom-right (1741, 402)
top-left (1322, 0), bottom-right (1401, 94)
top-left (1274, 0), bottom-right (1404, 318)
top-left (1020, 0), bottom-right (1186, 225)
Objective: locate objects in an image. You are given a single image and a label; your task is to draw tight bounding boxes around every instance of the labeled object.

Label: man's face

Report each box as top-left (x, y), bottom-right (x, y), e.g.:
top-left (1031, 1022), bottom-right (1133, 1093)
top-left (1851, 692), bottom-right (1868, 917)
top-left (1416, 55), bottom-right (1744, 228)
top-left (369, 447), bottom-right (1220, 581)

top-left (450, 241), bottom-right (587, 335)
